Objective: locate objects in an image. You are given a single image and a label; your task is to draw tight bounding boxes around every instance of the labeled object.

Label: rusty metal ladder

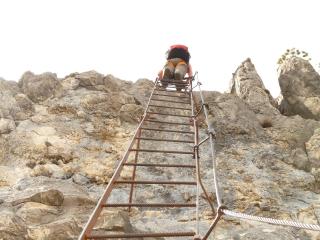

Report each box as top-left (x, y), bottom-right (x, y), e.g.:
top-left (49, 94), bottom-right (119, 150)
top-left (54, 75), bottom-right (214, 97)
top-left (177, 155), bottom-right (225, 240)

top-left (79, 76), bottom-right (215, 239)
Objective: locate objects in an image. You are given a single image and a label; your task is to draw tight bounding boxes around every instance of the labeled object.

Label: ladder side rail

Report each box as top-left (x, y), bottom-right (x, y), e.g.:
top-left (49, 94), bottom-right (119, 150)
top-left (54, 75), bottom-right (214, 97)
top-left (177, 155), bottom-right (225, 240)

top-left (190, 78), bottom-right (200, 236)
top-left (128, 128), bottom-right (142, 211)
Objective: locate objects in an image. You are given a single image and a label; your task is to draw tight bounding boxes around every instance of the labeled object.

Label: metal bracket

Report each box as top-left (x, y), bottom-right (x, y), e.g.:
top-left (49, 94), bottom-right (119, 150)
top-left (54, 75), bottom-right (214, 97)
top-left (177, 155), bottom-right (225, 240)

top-left (198, 136), bottom-right (210, 147)
top-left (202, 205), bottom-right (226, 240)
top-left (193, 145), bottom-right (200, 159)
top-left (192, 81), bottom-right (201, 90)
top-left (207, 128), bottom-right (216, 139)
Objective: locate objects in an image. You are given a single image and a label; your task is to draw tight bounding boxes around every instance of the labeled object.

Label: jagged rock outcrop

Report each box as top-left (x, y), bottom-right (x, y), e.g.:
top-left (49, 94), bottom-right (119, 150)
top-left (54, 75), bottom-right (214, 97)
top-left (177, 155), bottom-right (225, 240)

top-left (0, 63), bottom-right (320, 239)
top-left (278, 57), bottom-right (320, 120)
top-left (230, 58), bottom-right (278, 116)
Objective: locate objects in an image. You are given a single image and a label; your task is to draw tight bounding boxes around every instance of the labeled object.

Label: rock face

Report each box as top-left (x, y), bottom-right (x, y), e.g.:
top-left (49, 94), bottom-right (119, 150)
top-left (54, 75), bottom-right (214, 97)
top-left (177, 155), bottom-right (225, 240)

top-left (278, 57), bottom-right (320, 120)
top-left (0, 63), bottom-right (320, 240)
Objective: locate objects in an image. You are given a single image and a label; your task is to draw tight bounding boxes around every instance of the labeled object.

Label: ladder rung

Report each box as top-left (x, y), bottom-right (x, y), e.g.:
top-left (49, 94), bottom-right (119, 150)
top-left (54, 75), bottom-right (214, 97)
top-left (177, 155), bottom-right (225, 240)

top-left (140, 127), bottom-right (194, 134)
top-left (147, 111), bottom-right (191, 118)
top-left (114, 180), bottom-right (197, 185)
top-left (158, 86), bottom-right (188, 90)
top-left (135, 137), bottom-right (193, 143)
top-left (86, 232), bottom-right (196, 239)
top-left (157, 84), bottom-right (189, 88)
top-left (102, 203), bottom-right (196, 208)
top-left (130, 149), bottom-right (194, 154)
top-left (157, 82), bottom-right (190, 88)
top-left (124, 163), bottom-right (196, 168)
top-left (161, 80), bottom-right (189, 84)
top-left (151, 98), bottom-right (190, 104)
top-left (149, 104), bottom-right (191, 110)
top-left (153, 93), bottom-right (189, 99)
top-left (143, 119), bottom-right (192, 126)
top-left (155, 88), bottom-right (190, 94)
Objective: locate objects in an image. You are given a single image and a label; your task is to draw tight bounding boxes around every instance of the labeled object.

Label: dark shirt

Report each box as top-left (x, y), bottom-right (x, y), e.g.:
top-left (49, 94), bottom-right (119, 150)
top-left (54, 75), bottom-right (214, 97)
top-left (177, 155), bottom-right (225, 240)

top-left (167, 48), bottom-right (190, 64)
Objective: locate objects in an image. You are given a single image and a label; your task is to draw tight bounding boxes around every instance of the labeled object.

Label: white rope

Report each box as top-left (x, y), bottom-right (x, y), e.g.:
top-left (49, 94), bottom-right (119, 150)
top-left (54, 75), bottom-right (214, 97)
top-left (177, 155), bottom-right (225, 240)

top-left (224, 209), bottom-right (320, 231)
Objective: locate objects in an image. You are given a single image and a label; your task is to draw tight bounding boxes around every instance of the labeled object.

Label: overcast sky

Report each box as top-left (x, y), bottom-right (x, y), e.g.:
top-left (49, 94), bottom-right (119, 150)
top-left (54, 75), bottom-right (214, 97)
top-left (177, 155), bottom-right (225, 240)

top-left (0, 0), bottom-right (319, 97)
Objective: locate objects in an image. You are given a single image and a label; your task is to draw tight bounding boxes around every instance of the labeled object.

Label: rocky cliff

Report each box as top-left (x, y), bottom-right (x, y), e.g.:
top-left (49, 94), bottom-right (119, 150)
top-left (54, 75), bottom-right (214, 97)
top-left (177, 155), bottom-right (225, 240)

top-left (0, 58), bottom-right (320, 240)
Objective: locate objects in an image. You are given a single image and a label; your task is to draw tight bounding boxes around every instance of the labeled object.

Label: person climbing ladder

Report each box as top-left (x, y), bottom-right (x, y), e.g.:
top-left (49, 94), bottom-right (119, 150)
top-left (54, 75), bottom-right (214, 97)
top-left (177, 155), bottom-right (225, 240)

top-left (158, 44), bottom-right (193, 91)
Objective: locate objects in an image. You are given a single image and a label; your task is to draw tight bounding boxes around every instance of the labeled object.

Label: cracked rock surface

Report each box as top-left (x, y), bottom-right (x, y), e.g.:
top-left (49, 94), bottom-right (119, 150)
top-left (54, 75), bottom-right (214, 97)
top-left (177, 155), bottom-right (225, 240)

top-left (1, 61), bottom-right (320, 239)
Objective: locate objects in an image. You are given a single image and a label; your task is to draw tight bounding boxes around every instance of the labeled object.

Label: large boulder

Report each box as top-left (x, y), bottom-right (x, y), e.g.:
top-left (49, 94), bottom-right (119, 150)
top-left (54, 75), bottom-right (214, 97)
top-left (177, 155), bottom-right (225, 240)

top-left (19, 71), bottom-right (62, 103)
top-left (278, 57), bottom-right (320, 120)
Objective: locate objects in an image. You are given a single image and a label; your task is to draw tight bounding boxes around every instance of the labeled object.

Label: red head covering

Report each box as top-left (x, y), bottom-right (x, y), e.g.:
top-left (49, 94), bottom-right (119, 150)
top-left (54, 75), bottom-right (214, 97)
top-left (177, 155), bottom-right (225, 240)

top-left (170, 44), bottom-right (188, 51)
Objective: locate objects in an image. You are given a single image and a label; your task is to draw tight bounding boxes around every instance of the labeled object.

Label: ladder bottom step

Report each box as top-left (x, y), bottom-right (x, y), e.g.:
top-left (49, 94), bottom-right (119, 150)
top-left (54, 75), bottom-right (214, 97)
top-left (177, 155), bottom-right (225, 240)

top-left (124, 163), bottom-right (196, 168)
top-left (114, 180), bottom-right (197, 185)
top-left (87, 232), bottom-right (196, 239)
top-left (102, 203), bottom-right (196, 208)
top-left (130, 149), bottom-right (194, 154)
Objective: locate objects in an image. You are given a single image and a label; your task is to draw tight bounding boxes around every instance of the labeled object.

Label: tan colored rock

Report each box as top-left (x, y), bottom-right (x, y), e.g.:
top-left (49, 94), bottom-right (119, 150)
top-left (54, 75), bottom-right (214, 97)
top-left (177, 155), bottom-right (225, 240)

top-left (119, 104), bottom-right (144, 123)
top-left (12, 189), bottom-right (64, 206)
top-left (200, 91), bottom-right (263, 137)
top-left (29, 189), bottom-right (64, 206)
top-left (27, 217), bottom-right (81, 240)
top-left (128, 78), bottom-right (154, 107)
top-left (14, 93), bottom-right (34, 115)
top-left (16, 202), bottom-right (60, 225)
top-left (61, 77), bottom-right (80, 90)
top-left (75, 70), bottom-right (104, 87)
top-left (31, 164), bottom-right (66, 179)
top-left (79, 158), bottom-right (114, 183)
top-left (0, 210), bottom-right (27, 240)
top-left (103, 74), bottom-right (122, 92)
top-left (95, 210), bottom-right (133, 232)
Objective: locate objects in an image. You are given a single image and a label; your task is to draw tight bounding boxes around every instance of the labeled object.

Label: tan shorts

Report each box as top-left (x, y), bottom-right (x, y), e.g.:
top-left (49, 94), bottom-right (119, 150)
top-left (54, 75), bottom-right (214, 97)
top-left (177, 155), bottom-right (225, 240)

top-left (163, 58), bottom-right (188, 80)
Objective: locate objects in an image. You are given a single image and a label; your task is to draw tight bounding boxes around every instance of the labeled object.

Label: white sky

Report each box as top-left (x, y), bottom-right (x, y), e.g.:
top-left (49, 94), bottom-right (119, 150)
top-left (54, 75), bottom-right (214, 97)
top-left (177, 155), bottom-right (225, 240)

top-left (0, 0), bottom-right (319, 97)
